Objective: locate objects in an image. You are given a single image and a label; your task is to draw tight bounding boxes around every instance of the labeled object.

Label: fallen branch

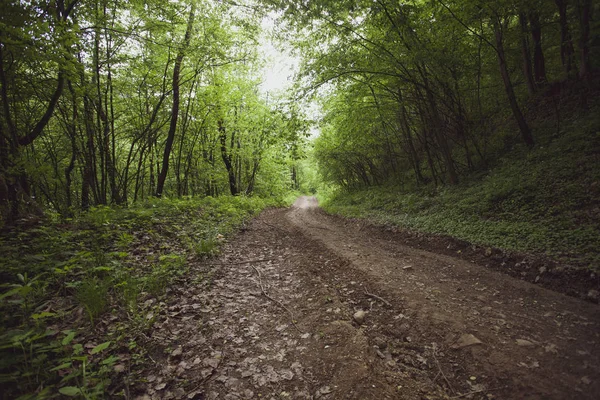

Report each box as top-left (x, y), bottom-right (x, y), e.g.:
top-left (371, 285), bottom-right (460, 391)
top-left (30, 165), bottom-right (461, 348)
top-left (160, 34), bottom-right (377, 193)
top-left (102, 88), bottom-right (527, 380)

top-left (251, 265), bottom-right (304, 333)
top-left (364, 286), bottom-right (392, 307)
top-left (204, 258), bottom-right (276, 266)
top-left (432, 344), bottom-right (455, 395)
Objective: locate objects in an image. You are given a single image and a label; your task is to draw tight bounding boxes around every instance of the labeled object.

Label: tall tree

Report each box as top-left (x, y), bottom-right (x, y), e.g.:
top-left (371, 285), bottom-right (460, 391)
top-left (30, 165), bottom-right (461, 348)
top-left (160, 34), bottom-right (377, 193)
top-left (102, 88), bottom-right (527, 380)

top-left (156, 2), bottom-right (196, 197)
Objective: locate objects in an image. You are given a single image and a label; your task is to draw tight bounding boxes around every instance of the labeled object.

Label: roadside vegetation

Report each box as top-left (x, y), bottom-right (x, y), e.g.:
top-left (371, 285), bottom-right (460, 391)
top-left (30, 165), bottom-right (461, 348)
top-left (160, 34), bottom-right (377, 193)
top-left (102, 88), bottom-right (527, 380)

top-left (0, 195), bottom-right (292, 398)
top-left (1, 0), bottom-right (599, 396)
top-left (276, 0), bottom-right (600, 272)
top-left (319, 102), bottom-right (600, 270)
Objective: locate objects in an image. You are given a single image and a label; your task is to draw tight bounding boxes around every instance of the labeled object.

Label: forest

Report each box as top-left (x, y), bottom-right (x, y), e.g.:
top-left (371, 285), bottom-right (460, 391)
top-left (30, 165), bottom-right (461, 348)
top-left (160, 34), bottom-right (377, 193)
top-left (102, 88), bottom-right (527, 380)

top-left (1, 0), bottom-right (599, 398)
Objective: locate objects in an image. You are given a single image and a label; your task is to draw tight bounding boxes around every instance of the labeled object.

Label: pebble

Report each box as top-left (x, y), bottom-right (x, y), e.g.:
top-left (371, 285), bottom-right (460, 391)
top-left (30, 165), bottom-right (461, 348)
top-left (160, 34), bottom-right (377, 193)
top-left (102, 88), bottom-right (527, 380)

top-left (353, 310), bottom-right (366, 325)
top-left (516, 339), bottom-right (535, 347)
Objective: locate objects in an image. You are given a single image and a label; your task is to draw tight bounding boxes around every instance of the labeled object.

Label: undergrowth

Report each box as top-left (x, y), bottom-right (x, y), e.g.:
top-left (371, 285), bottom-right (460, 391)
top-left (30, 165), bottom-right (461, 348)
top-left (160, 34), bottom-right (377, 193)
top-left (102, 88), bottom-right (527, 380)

top-left (320, 106), bottom-right (600, 271)
top-left (0, 195), bottom-right (288, 398)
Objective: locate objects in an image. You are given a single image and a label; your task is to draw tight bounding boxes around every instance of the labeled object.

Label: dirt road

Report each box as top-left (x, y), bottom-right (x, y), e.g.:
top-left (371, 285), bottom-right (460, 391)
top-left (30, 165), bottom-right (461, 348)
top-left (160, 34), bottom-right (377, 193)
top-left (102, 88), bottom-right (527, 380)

top-left (139, 197), bottom-right (600, 399)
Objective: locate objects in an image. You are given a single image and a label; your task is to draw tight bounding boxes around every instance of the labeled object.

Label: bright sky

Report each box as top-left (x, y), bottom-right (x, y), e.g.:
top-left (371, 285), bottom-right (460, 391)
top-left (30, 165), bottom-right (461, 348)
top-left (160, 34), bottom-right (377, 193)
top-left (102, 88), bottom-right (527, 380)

top-left (258, 15), bottom-right (299, 95)
top-left (258, 14), bottom-right (321, 138)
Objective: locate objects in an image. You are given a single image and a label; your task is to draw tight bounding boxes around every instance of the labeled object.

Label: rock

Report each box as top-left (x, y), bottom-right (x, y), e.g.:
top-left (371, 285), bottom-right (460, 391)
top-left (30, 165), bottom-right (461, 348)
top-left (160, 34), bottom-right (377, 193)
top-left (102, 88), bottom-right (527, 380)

top-left (452, 333), bottom-right (483, 349)
top-left (484, 248), bottom-right (492, 257)
top-left (586, 289), bottom-right (599, 303)
top-left (203, 358), bottom-right (220, 368)
top-left (516, 339), bottom-right (535, 347)
top-left (539, 266), bottom-right (547, 275)
top-left (353, 310), bottom-right (366, 325)
top-left (316, 386), bottom-right (333, 398)
top-left (402, 265), bottom-right (413, 270)
top-left (171, 347), bottom-right (183, 357)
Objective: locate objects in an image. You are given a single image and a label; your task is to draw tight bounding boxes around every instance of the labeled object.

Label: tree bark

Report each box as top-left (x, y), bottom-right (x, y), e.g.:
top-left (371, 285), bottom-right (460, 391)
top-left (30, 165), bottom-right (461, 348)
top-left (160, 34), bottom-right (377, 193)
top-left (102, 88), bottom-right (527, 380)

top-left (555, 0), bottom-right (576, 77)
top-left (576, 0), bottom-right (591, 79)
top-left (419, 70), bottom-right (458, 185)
top-left (529, 12), bottom-right (547, 87)
top-left (493, 17), bottom-right (535, 148)
top-left (519, 13), bottom-right (536, 95)
top-left (218, 120), bottom-right (239, 195)
top-left (156, 3), bottom-right (196, 197)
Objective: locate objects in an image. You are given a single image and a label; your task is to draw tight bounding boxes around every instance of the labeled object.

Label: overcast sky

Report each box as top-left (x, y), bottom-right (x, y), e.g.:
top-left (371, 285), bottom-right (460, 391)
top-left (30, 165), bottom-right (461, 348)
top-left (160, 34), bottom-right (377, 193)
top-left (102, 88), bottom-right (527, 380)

top-left (258, 14), bottom-right (299, 95)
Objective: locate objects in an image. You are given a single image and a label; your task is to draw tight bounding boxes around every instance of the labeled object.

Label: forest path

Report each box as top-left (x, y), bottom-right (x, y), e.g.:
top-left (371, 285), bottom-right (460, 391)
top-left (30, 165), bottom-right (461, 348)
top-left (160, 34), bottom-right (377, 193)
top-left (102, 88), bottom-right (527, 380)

top-left (144, 197), bottom-right (599, 400)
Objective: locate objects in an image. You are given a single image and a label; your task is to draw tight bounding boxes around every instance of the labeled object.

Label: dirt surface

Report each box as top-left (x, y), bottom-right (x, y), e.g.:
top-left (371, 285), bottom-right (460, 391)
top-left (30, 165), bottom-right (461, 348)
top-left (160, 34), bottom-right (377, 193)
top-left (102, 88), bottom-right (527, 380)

top-left (134, 197), bottom-right (600, 400)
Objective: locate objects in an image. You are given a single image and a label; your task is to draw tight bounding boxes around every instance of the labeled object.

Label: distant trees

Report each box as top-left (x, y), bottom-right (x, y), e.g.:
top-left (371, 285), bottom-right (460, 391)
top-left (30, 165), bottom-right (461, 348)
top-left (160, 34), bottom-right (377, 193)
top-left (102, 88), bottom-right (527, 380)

top-left (266, 0), bottom-right (598, 190)
top-left (0, 0), bottom-right (308, 223)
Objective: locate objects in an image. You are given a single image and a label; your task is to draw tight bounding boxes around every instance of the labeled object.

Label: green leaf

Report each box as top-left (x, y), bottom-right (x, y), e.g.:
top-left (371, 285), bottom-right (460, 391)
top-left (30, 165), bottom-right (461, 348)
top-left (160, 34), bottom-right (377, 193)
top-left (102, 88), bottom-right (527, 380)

top-left (91, 341), bottom-right (111, 354)
top-left (62, 331), bottom-right (76, 346)
top-left (50, 362), bottom-right (72, 371)
top-left (0, 287), bottom-right (22, 300)
top-left (72, 344), bottom-right (83, 354)
top-left (101, 355), bottom-right (119, 365)
top-left (31, 312), bottom-right (56, 320)
top-left (58, 386), bottom-right (81, 396)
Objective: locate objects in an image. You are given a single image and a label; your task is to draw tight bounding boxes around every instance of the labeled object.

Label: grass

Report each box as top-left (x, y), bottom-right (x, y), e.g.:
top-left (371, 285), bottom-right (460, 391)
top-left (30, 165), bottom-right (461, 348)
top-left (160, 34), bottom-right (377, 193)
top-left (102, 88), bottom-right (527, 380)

top-left (0, 194), bottom-right (290, 398)
top-left (320, 106), bottom-right (600, 271)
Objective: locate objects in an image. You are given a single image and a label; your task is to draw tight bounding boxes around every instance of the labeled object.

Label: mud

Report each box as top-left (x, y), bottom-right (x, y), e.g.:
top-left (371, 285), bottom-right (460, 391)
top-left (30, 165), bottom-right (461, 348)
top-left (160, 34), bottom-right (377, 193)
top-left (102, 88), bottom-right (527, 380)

top-left (133, 197), bottom-right (600, 399)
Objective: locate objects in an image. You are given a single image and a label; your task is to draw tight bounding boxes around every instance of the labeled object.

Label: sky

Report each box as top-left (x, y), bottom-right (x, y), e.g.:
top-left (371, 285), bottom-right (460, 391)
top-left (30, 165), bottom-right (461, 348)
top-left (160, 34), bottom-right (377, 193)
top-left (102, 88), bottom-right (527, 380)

top-left (258, 14), bottom-right (299, 95)
top-left (257, 14), bottom-right (321, 138)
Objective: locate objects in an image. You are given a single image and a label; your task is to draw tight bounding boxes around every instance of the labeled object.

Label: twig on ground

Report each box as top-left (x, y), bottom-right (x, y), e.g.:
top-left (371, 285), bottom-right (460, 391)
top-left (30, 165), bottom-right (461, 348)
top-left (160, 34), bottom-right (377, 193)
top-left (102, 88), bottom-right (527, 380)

top-left (432, 344), bottom-right (455, 394)
top-left (260, 220), bottom-right (290, 233)
top-left (450, 387), bottom-right (505, 399)
top-left (251, 265), bottom-right (304, 334)
top-left (204, 258), bottom-right (276, 266)
top-left (363, 286), bottom-right (392, 307)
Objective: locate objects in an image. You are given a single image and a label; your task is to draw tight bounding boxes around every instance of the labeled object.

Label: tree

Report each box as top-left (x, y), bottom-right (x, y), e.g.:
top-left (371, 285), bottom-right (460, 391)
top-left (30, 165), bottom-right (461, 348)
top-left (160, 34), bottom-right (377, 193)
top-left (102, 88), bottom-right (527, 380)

top-left (0, 0), bottom-right (78, 221)
top-left (156, 2), bottom-right (196, 197)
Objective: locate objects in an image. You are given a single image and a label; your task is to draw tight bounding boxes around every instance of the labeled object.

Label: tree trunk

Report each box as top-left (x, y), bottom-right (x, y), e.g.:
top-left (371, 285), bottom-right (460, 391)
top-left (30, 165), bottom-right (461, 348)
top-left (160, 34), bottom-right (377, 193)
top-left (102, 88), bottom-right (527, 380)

top-left (400, 104), bottom-right (424, 184)
top-left (246, 160), bottom-right (260, 194)
top-left (493, 17), bottom-right (535, 148)
top-left (519, 13), bottom-right (536, 95)
top-left (156, 4), bottom-right (195, 197)
top-left (529, 12), bottom-right (547, 87)
top-left (218, 120), bottom-right (239, 195)
top-left (555, 0), bottom-right (576, 77)
top-left (419, 71), bottom-right (458, 185)
top-left (577, 0), bottom-right (591, 79)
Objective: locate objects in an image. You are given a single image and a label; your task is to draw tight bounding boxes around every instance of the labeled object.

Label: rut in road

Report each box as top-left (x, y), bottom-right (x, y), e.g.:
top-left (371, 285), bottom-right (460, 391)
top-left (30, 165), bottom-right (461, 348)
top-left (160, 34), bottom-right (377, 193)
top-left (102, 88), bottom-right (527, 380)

top-left (137, 197), bottom-right (600, 400)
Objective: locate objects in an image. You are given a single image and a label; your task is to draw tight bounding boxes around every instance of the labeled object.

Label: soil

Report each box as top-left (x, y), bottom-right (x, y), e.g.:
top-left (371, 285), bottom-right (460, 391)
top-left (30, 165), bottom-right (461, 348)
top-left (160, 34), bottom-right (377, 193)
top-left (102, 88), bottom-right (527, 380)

top-left (131, 197), bottom-right (600, 400)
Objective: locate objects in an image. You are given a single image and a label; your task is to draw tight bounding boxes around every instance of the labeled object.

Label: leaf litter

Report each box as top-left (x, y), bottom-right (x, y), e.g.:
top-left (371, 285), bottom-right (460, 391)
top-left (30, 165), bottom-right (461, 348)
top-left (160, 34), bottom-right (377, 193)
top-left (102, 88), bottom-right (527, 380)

top-left (124, 202), bottom-right (600, 400)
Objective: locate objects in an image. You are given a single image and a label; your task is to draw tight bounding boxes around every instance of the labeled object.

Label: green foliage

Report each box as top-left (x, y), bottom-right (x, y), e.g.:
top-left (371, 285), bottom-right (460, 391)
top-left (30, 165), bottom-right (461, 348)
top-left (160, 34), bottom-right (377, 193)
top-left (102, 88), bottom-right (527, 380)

top-left (0, 195), bottom-right (284, 398)
top-left (321, 108), bottom-right (600, 270)
top-left (76, 277), bottom-right (110, 325)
